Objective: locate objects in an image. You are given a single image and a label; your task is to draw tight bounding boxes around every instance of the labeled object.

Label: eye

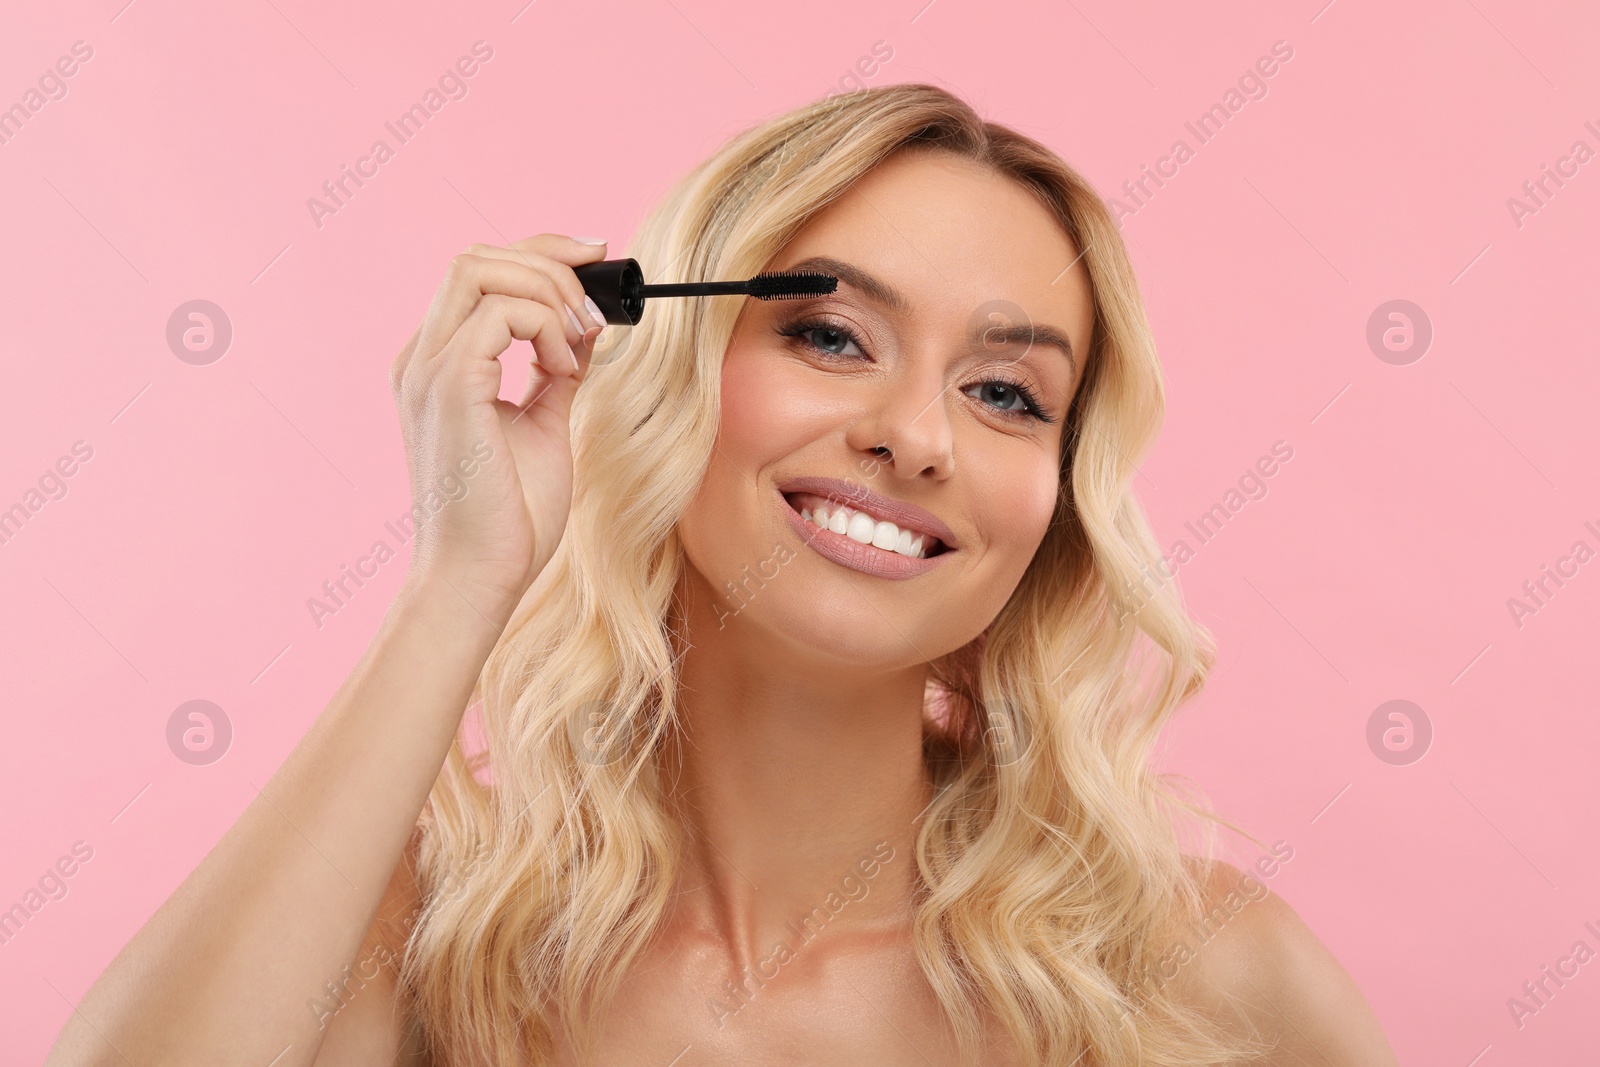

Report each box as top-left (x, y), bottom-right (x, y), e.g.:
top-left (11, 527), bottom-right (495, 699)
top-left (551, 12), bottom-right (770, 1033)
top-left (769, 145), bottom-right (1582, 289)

top-left (777, 313), bottom-right (1062, 425)
top-left (962, 379), bottom-right (1054, 423)
top-left (776, 316), bottom-right (867, 360)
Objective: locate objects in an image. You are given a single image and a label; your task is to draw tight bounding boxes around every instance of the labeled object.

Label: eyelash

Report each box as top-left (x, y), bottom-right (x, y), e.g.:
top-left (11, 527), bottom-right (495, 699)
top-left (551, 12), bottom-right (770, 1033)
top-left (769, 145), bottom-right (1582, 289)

top-left (775, 316), bottom-right (1057, 424)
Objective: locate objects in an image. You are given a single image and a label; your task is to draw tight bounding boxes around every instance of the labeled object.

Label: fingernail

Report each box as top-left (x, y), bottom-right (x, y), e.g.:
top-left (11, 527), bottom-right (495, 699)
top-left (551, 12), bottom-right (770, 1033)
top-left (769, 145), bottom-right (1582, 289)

top-left (583, 296), bottom-right (607, 327)
top-left (564, 304), bottom-right (585, 340)
top-left (573, 236), bottom-right (608, 245)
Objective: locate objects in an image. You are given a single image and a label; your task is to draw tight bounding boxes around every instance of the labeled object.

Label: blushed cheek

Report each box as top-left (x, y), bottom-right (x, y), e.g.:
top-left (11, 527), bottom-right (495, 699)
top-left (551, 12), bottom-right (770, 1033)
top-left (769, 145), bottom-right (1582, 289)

top-left (691, 342), bottom-right (811, 542)
top-left (994, 458), bottom-right (1062, 561)
top-left (680, 344), bottom-right (823, 598)
top-left (717, 344), bottom-right (784, 462)
top-left (718, 342), bottom-right (837, 464)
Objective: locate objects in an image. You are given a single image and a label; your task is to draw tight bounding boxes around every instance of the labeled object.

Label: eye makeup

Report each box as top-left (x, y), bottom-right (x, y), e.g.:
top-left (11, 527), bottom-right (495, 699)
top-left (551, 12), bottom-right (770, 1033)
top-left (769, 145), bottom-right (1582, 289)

top-left (772, 311), bottom-right (1060, 425)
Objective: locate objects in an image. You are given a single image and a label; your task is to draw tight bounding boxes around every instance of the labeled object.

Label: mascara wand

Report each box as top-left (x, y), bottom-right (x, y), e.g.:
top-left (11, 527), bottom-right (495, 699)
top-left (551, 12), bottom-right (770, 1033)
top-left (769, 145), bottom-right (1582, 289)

top-left (573, 258), bottom-right (838, 326)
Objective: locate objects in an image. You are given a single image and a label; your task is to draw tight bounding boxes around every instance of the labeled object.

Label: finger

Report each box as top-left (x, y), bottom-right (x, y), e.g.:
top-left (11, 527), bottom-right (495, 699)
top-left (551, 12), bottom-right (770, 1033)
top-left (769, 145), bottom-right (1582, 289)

top-left (464, 235), bottom-right (610, 329)
top-left (517, 319), bottom-right (603, 413)
top-left (515, 356), bottom-right (551, 410)
top-left (418, 252), bottom-right (596, 364)
top-left (456, 246), bottom-right (600, 346)
top-left (570, 323), bottom-right (604, 385)
top-left (503, 232), bottom-right (610, 269)
top-left (437, 294), bottom-right (577, 404)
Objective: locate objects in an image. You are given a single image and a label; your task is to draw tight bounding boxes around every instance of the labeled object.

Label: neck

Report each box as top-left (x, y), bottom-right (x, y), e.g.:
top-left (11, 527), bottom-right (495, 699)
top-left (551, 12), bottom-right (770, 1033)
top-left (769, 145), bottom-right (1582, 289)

top-left (659, 571), bottom-right (932, 973)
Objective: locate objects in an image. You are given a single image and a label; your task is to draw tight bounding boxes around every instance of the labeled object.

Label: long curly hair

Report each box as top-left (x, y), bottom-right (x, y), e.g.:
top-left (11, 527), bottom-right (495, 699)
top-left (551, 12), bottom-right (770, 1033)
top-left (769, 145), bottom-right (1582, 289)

top-left (398, 82), bottom-right (1263, 1066)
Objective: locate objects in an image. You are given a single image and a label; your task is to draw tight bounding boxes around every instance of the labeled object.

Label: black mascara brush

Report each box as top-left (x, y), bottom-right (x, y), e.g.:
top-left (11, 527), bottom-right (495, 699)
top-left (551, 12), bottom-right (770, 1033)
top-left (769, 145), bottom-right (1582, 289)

top-left (573, 258), bottom-right (838, 326)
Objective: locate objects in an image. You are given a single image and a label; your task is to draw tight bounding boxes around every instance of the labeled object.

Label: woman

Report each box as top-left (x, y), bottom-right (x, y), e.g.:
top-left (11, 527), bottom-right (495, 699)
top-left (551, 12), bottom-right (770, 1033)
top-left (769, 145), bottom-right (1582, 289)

top-left (49, 84), bottom-right (1397, 1065)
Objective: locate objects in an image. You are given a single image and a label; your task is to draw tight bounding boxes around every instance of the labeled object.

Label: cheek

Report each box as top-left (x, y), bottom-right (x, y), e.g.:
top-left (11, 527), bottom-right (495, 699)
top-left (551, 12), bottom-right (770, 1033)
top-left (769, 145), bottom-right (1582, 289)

top-left (718, 346), bottom-right (787, 461)
top-left (718, 341), bottom-right (841, 466)
top-left (681, 343), bottom-right (821, 553)
top-left (984, 453), bottom-right (1061, 558)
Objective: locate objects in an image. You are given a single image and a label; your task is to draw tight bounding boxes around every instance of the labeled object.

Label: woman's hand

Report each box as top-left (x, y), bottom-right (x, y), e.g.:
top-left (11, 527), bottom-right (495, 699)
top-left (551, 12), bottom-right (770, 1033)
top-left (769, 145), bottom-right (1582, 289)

top-left (390, 233), bottom-right (609, 620)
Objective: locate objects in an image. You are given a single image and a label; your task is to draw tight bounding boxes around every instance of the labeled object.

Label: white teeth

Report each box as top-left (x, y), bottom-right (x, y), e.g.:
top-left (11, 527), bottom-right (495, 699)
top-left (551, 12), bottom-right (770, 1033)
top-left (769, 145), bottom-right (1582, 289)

top-left (846, 512), bottom-right (876, 544)
top-left (793, 494), bottom-right (939, 560)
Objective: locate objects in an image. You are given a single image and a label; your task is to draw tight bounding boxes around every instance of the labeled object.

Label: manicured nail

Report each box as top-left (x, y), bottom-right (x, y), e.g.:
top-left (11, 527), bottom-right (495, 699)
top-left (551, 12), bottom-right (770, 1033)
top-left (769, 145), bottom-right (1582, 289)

top-left (564, 304), bottom-right (585, 340)
top-left (583, 295), bottom-right (607, 327)
top-left (573, 236), bottom-right (608, 245)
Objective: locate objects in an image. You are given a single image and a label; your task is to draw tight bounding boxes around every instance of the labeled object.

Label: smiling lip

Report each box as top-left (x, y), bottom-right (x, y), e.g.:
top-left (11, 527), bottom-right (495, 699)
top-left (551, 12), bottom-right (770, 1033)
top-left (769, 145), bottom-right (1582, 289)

top-left (779, 494), bottom-right (950, 579)
top-left (774, 476), bottom-right (958, 548)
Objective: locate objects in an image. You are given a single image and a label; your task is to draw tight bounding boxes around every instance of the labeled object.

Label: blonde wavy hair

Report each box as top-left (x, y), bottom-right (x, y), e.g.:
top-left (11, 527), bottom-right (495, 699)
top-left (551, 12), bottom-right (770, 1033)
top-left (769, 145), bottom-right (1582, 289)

top-left (399, 83), bottom-right (1264, 1066)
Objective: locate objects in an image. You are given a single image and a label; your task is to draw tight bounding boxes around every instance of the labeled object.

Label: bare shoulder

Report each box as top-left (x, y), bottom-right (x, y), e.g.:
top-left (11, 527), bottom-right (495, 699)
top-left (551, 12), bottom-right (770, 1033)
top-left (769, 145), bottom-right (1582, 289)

top-left (1167, 856), bottom-right (1399, 1066)
top-left (311, 826), bottom-right (433, 1065)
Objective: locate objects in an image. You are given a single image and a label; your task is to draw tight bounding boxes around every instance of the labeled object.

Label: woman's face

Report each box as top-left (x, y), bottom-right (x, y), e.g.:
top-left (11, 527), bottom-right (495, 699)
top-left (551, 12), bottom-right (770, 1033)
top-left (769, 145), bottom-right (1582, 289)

top-left (677, 148), bottom-right (1096, 670)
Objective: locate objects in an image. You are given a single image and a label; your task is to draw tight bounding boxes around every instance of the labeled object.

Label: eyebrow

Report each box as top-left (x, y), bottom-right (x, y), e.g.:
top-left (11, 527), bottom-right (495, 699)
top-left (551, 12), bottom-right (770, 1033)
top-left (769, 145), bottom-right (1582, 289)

top-left (781, 255), bottom-right (1077, 376)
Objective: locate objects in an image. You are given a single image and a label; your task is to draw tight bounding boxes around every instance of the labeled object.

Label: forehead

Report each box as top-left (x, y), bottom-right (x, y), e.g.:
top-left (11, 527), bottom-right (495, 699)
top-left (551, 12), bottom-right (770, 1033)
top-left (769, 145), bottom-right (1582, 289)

top-left (771, 149), bottom-right (1095, 364)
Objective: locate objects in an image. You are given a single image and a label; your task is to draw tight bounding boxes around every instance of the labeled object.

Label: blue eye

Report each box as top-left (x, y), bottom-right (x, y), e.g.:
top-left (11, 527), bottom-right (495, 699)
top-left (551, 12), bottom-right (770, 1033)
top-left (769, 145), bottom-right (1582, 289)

top-left (777, 323), bottom-right (864, 361)
top-left (966, 382), bottom-right (1043, 419)
top-left (775, 315), bottom-right (1056, 424)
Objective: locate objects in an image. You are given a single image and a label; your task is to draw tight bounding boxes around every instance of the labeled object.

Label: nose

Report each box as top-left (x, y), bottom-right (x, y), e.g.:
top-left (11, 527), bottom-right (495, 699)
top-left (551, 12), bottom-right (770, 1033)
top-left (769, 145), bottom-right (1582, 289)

top-left (844, 364), bottom-right (956, 481)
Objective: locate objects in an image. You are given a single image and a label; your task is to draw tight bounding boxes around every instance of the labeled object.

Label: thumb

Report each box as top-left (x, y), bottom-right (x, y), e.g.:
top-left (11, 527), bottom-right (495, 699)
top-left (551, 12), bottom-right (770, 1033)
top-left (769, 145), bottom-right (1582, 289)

top-left (571, 323), bottom-right (606, 382)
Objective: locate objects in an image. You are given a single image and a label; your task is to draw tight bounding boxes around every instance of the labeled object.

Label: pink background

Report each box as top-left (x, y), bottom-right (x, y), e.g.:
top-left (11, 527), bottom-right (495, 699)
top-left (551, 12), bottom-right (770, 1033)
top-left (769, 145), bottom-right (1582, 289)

top-left (2, 0), bottom-right (1596, 1062)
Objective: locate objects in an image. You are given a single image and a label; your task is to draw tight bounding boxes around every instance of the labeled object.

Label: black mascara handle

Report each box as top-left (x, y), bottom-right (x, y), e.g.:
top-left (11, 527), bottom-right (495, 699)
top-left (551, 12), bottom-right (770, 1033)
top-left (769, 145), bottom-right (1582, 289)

top-left (573, 258), bottom-right (645, 326)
